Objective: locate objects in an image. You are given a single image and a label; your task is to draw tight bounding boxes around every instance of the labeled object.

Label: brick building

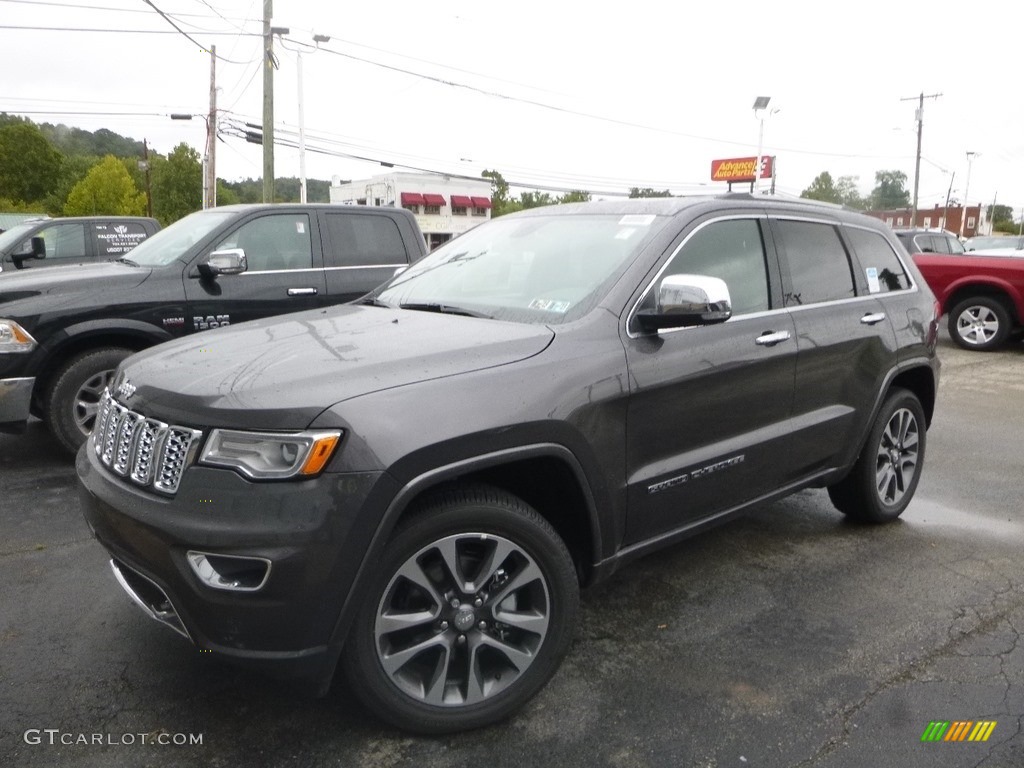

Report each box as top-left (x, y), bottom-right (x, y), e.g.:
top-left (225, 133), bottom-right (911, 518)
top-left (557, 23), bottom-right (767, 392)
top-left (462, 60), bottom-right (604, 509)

top-left (865, 203), bottom-right (986, 237)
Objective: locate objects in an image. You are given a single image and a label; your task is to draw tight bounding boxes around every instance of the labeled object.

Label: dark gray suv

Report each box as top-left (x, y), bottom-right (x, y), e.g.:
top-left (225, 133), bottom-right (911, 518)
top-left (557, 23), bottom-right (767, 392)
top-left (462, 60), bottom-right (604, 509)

top-left (78, 195), bottom-right (940, 734)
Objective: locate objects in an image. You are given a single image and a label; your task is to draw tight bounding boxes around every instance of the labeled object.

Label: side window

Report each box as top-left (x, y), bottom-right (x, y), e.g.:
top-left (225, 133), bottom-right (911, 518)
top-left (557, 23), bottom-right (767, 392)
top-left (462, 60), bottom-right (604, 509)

top-left (215, 214), bottom-right (312, 272)
top-left (649, 218), bottom-right (770, 316)
top-left (93, 222), bottom-right (149, 257)
top-left (323, 213), bottom-right (407, 268)
top-left (845, 228), bottom-right (910, 293)
top-left (775, 219), bottom-right (855, 306)
top-left (945, 235), bottom-right (965, 255)
top-left (33, 223), bottom-right (87, 260)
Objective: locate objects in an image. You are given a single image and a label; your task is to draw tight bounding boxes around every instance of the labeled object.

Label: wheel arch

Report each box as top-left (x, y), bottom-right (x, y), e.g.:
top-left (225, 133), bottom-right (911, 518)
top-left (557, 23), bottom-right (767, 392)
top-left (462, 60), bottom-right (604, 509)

top-left (319, 443), bottom-right (602, 691)
top-left (31, 321), bottom-right (170, 410)
top-left (943, 282), bottom-right (1021, 325)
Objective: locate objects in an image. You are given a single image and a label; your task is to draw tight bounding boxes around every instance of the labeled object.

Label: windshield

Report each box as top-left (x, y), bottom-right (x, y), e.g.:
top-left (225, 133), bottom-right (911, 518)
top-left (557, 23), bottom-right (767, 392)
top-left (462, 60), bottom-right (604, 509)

top-left (0, 223), bottom-right (40, 253)
top-left (966, 236), bottom-right (1023, 252)
top-left (124, 209), bottom-right (237, 267)
top-left (374, 213), bottom-right (663, 324)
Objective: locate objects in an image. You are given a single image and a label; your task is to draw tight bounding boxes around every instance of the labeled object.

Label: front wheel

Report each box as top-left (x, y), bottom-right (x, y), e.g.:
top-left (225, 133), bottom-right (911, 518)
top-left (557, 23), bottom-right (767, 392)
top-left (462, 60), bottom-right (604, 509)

top-left (828, 388), bottom-right (926, 523)
top-left (948, 296), bottom-right (1011, 351)
top-left (44, 347), bottom-right (132, 456)
top-left (342, 486), bottom-right (579, 734)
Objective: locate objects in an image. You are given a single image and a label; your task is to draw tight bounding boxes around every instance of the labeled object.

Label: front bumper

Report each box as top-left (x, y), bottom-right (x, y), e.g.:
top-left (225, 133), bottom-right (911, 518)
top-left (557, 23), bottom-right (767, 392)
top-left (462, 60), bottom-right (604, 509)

top-left (77, 442), bottom-right (391, 687)
top-left (0, 376), bottom-right (34, 432)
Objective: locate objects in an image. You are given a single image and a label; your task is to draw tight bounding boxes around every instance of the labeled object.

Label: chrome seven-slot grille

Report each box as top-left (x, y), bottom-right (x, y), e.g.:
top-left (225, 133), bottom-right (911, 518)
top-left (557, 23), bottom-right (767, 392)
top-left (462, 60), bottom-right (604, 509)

top-left (92, 389), bottom-right (202, 495)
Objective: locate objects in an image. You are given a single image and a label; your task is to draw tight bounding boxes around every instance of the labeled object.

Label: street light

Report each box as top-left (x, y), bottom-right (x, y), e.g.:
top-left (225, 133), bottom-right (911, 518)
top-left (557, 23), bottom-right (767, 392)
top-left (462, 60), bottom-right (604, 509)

top-left (297, 34), bottom-right (330, 203)
top-left (170, 112), bottom-right (215, 209)
top-left (752, 96), bottom-right (771, 194)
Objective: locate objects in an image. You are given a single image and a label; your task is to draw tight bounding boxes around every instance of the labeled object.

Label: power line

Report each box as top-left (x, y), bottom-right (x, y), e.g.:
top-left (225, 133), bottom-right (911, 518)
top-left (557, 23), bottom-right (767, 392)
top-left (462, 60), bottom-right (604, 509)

top-left (0, 23), bottom-right (257, 37)
top-left (140, 0), bottom-right (256, 64)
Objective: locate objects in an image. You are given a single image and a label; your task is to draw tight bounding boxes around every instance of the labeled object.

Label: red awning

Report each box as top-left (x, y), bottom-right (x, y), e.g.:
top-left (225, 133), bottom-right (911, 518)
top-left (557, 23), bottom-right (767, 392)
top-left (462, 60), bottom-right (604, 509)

top-left (471, 196), bottom-right (492, 209)
top-left (450, 195), bottom-right (473, 207)
top-left (400, 192), bottom-right (425, 206)
top-left (422, 193), bottom-right (447, 206)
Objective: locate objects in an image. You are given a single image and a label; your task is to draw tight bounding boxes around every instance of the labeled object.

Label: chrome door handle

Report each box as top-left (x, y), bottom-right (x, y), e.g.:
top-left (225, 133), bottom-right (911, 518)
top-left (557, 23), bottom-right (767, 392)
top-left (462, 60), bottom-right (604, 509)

top-left (287, 288), bottom-right (318, 296)
top-left (860, 312), bottom-right (886, 325)
top-left (755, 330), bottom-right (792, 346)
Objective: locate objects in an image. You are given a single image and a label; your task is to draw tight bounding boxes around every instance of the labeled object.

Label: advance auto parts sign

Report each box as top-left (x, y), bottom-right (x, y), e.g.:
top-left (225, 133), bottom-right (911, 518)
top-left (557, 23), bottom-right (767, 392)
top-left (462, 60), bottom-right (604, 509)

top-left (94, 223), bottom-right (149, 256)
top-left (710, 156), bottom-right (774, 183)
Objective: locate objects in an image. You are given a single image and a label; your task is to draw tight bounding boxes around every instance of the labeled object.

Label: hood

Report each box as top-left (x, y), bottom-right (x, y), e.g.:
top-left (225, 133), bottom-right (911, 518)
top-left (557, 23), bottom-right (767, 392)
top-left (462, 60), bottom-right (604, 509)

top-left (116, 304), bottom-right (555, 430)
top-left (0, 261), bottom-right (150, 306)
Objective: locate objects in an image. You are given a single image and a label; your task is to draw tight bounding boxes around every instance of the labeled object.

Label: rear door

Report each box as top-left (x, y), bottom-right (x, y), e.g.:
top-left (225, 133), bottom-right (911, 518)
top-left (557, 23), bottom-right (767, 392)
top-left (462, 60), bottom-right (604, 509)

top-left (318, 209), bottom-right (415, 301)
top-left (183, 210), bottom-right (327, 331)
top-left (769, 216), bottom-right (898, 474)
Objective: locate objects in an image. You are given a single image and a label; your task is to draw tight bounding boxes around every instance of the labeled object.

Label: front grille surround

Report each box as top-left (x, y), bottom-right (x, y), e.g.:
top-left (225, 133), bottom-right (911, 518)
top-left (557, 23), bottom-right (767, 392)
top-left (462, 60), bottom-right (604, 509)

top-left (92, 389), bottom-right (202, 495)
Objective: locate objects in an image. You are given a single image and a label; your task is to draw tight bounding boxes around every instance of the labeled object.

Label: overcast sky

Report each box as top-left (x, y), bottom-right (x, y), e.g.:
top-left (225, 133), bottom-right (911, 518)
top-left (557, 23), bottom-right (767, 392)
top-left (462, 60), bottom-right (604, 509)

top-left (4, 0), bottom-right (1024, 214)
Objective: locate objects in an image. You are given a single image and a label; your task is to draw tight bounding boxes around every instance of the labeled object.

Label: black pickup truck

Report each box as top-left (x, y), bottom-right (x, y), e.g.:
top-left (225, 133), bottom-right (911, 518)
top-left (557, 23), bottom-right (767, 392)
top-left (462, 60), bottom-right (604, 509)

top-left (0, 204), bottom-right (426, 453)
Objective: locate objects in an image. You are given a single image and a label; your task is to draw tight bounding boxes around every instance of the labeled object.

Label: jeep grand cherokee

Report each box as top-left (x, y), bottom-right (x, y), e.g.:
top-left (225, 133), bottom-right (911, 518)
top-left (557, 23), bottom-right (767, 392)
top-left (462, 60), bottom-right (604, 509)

top-left (77, 195), bottom-right (940, 734)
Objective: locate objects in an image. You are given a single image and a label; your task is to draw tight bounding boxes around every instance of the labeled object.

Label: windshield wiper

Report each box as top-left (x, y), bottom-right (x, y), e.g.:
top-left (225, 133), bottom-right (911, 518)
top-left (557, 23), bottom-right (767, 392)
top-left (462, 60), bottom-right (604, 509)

top-left (399, 302), bottom-right (493, 319)
top-left (117, 257), bottom-right (139, 266)
top-left (361, 296), bottom-right (394, 308)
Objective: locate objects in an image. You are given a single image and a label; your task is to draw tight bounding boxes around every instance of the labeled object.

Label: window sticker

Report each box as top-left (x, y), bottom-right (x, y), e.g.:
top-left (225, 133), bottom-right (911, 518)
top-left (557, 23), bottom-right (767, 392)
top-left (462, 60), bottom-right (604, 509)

top-left (529, 298), bottom-right (571, 313)
top-left (866, 267), bottom-right (880, 293)
top-left (615, 228), bottom-right (636, 240)
top-left (296, 221), bottom-right (306, 234)
top-left (618, 214), bottom-right (656, 226)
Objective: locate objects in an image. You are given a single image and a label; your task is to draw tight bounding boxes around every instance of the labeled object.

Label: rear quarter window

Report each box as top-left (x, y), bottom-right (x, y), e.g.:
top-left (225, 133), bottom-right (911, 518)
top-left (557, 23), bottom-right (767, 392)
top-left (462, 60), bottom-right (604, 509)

top-left (844, 227), bottom-right (911, 293)
top-left (93, 221), bottom-right (151, 257)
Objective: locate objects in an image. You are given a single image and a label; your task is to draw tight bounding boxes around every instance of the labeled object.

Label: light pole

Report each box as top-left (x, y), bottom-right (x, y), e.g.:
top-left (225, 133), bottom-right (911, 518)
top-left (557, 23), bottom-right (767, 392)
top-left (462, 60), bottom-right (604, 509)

top-left (297, 34), bottom-right (330, 204)
top-left (959, 151), bottom-right (977, 238)
top-left (170, 113), bottom-right (213, 209)
top-left (752, 96), bottom-right (771, 194)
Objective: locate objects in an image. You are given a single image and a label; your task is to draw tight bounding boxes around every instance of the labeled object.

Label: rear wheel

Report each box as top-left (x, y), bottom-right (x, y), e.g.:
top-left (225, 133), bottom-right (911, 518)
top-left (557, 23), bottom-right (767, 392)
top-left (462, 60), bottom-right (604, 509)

top-left (828, 387), bottom-right (926, 523)
top-left (342, 485), bottom-right (579, 734)
top-left (45, 347), bottom-right (132, 455)
top-left (948, 296), bottom-right (1011, 351)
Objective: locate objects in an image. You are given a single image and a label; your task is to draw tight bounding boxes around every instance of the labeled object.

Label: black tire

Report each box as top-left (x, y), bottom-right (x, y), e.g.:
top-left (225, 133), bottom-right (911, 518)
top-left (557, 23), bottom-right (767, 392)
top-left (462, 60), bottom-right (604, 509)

top-left (828, 387), bottom-right (926, 523)
top-left (947, 296), bottom-right (1011, 351)
top-left (45, 347), bottom-right (132, 455)
top-left (342, 485), bottom-right (579, 734)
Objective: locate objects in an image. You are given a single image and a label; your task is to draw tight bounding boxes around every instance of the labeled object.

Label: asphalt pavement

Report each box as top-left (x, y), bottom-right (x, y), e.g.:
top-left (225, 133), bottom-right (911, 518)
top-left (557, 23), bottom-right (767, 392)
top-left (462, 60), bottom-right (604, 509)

top-left (1, 329), bottom-right (1021, 768)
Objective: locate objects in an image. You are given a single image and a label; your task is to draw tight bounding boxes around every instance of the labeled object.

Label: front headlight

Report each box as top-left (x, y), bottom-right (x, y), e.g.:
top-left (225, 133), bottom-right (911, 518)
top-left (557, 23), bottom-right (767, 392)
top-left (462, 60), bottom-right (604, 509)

top-left (0, 320), bottom-right (37, 353)
top-left (199, 429), bottom-right (342, 479)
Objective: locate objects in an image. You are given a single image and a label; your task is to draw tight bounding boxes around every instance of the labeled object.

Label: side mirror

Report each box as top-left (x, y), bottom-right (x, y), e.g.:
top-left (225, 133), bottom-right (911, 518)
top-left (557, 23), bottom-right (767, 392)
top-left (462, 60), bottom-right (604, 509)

top-left (30, 236), bottom-right (46, 259)
top-left (635, 274), bottom-right (732, 332)
top-left (198, 248), bottom-right (247, 279)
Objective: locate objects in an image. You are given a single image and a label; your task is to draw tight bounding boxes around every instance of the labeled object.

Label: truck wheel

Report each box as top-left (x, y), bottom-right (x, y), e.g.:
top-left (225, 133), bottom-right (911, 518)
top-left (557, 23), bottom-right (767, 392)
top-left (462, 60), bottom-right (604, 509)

top-left (948, 296), bottom-right (1011, 351)
top-left (828, 387), bottom-right (926, 523)
top-left (342, 485), bottom-right (579, 734)
top-left (45, 347), bottom-right (132, 455)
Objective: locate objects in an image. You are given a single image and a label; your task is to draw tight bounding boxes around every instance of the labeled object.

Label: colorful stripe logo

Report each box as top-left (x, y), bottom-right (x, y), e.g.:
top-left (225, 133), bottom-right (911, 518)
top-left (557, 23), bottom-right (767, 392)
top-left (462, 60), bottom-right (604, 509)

top-left (921, 721), bottom-right (997, 742)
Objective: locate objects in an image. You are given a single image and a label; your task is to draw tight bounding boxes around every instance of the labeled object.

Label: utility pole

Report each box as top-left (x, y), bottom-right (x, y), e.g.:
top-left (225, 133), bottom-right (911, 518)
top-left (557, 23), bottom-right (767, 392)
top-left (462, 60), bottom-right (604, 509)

top-left (900, 91), bottom-right (941, 226)
top-left (959, 151), bottom-right (977, 238)
top-left (207, 44), bottom-right (217, 209)
top-left (141, 139), bottom-right (153, 218)
top-left (297, 49), bottom-right (306, 203)
top-left (943, 171), bottom-right (955, 229)
top-left (262, 0), bottom-right (274, 203)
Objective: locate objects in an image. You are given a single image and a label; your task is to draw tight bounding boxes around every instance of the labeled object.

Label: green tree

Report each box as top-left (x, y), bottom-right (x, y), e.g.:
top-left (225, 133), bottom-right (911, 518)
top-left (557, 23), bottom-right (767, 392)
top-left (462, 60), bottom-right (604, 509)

top-left (868, 170), bottom-right (910, 210)
top-left (519, 191), bottom-right (554, 209)
top-left (482, 169), bottom-right (520, 217)
top-left (151, 143), bottom-right (202, 225)
top-left (215, 180), bottom-right (239, 206)
top-left (628, 187), bottom-right (672, 198)
top-left (0, 122), bottom-right (64, 204)
top-left (64, 155), bottom-right (145, 216)
top-left (558, 190), bottom-right (591, 204)
top-left (836, 175), bottom-right (866, 209)
top-left (801, 172), bottom-right (840, 203)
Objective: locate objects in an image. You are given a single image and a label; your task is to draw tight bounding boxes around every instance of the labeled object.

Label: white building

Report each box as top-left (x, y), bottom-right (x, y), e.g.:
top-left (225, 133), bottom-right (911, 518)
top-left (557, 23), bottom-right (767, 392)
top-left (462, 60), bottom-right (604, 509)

top-left (330, 172), bottom-right (493, 250)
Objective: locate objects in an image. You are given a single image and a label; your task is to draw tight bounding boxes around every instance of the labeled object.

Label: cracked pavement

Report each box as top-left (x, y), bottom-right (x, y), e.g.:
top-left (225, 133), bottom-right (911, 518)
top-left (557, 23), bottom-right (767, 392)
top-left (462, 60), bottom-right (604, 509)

top-left (1, 330), bottom-right (1022, 767)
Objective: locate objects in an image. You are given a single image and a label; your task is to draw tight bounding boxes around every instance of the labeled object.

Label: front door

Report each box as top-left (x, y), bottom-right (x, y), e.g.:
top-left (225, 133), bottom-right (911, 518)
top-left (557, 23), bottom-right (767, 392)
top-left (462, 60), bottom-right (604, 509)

top-left (183, 211), bottom-right (328, 332)
top-left (623, 216), bottom-right (797, 545)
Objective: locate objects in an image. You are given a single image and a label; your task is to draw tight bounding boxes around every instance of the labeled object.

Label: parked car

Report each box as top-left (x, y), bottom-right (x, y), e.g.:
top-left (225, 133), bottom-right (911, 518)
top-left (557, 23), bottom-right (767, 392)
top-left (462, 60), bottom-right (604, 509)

top-left (0, 216), bottom-right (160, 272)
top-left (962, 234), bottom-right (1024, 257)
top-left (912, 251), bottom-right (1024, 349)
top-left (0, 204), bottom-right (426, 453)
top-left (893, 228), bottom-right (964, 256)
top-left (77, 195), bottom-right (940, 733)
